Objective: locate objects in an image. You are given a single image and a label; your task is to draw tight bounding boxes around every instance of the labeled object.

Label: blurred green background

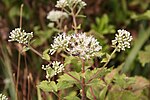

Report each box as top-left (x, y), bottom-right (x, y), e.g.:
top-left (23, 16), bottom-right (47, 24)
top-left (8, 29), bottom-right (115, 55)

top-left (0, 0), bottom-right (150, 99)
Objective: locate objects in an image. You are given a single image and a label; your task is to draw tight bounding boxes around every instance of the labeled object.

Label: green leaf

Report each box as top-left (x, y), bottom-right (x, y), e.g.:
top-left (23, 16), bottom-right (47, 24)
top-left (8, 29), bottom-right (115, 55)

top-left (85, 68), bottom-right (112, 83)
top-left (131, 10), bottom-right (150, 21)
top-left (57, 71), bottom-right (80, 84)
top-left (57, 81), bottom-right (73, 90)
top-left (91, 14), bottom-right (115, 35)
top-left (138, 44), bottom-right (150, 66)
top-left (64, 96), bottom-right (80, 100)
top-left (47, 67), bottom-right (55, 78)
top-left (64, 56), bottom-right (82, 72)
top-left (107, 90), bottom-right (139, 100)
top-left (42, 49), bottom-right (50, 61)
top-left (38, 80), bottom-right (57, 92)
top-left (101, 58), bottom-right (108, 63)
top-left (113, 74), bottom-right (135, 89)
top-left (99, 86), bottom-right (108, 100)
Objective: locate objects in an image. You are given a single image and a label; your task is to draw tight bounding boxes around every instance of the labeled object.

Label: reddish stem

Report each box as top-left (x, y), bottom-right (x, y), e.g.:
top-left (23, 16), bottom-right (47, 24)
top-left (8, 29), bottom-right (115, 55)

top-left (81, 59), bottom-right (86, 100)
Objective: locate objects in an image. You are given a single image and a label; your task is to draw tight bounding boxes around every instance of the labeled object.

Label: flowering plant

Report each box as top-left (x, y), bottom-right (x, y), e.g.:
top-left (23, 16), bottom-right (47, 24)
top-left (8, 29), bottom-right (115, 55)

top-left (8, 0), bottom-right (149, 100)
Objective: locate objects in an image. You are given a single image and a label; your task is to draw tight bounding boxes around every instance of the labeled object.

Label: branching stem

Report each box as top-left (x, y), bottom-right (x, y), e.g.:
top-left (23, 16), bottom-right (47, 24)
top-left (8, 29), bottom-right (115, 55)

top-left (86, 47), bottom-right (117, 84)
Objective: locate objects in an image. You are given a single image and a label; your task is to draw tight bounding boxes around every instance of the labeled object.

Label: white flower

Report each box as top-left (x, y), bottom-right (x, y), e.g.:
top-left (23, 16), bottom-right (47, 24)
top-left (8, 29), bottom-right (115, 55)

top-left (50, 33), bottom-right (71, 55)
top-left (47, 10), bottom-right (68, 22)
top-left (50, 32), bottom-right (102, 59)
top-left (42, 61), bottom-right (64, 79)
top-left (0, 94), bottom-right (8, 100)
top-left (8, 28), bottom-right (33, 44)
top-left (112, 29), bottom-right (133, 52)
top-left (55, 0), bottom-right (68, 8)
top-left (79, 1), bottom-right (87, 7)
top-left (55, 0), bottom-right (86, 8)
top-left (52, 61), bottom-right (64, 75)
top-left (68, 33), bottom-right (102, 59)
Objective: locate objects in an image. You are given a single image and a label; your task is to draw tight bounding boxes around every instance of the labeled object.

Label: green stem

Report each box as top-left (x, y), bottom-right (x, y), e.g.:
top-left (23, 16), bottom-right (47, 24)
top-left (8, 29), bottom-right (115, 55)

top-left (86, 47), bottom-right (117, 84)
top-left (71, 9), bottom-right (78, 34)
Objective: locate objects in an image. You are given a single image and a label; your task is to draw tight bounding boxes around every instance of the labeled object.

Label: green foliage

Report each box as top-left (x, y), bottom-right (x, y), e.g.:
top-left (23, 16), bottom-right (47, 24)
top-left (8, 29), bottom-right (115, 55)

top-left (131, 10), bottom-right (150, 21)
top-left (33, 26), bottom-right (55, 47)
top-left (91, 14), bottom-right (115, 35)
top-left (113, 74), bottom-right (135, 89)
top-left (1, 0), bottom-right (150, 99)
top-left (42, 48), bottom-right (50, 61)
top-left (138, 45), bottom-right (150, 66)
top-left (38, 80), bottom-right (57, 92)
top-left (57, 71), bottom-right (80, 84)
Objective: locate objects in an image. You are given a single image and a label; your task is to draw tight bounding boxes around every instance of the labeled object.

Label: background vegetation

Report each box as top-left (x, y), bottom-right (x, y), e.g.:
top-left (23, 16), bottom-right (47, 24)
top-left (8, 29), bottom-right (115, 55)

top-left (0, 0), bottom-right (150, 100)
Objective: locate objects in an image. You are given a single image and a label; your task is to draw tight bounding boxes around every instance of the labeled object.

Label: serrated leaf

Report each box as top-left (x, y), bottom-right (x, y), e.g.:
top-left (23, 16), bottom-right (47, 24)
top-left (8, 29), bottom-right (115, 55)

top-left (57, 81), bottom-right (73, 90)
top-left (38, 80), bottom-right (57, 92)
top-left (57, 71), bottom-right (80, 84)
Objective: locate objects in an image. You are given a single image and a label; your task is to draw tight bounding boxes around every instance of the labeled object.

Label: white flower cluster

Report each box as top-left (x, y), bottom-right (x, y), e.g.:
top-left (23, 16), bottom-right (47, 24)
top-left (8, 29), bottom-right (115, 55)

top-left (55, 0), bottom-right (86, 8)
top-left (50, 33), bottom-right (102, 59)
top-left (8, 28), bottom-right (33, 44)
top-left (47, 10), bottom-right (68, 22)
top-left (0, 94), bottom-right (8, 100)
top-left (50, 33), bottom-right (71, 55)
top-left (52, 61), bottom-right (64, 75)
top-left (112, 29), bottom-right (133, 52)
top-left (42, 61), bottom-right (64, 79)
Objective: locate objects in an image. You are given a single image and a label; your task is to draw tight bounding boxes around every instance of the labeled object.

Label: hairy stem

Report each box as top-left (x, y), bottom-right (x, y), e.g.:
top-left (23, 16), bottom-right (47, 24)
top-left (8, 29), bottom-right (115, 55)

top-left (28, 46), bottom-right (43, 58)
top-left (81, 59), bottom-right (86, 100)
top-left (87, 47), bottom-right (117, 84)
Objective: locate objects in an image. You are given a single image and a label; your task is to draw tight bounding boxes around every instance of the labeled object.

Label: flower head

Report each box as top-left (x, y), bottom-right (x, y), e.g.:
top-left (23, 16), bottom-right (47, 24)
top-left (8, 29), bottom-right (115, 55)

top-left (55, 0), bottom-right (68, 8)
top-left (51, 61), bottom-right (64, 75)
top-left (112, 29), bottom-right (133, 52)
top-left (8, 28), bottom-right (33, 44)
top-left (55, 0), bottom-right (86, 8)
top-left (42, 61), bottom-right (64, 80)
top-left (47, 10), bottom-right (68, 22)
top-left (68, 33), bottom-right (102, 59)
top-left (50, 32), bottom-right (102, 59)
top-left (50, 33), bottom-right (71, 55)
top-left (0, 94), bottom-right (8, 100)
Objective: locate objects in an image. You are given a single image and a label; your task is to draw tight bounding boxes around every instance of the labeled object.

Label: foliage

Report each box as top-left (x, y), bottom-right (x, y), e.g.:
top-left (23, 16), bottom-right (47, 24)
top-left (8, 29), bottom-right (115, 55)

top-left (0, 0), bottom-right (149, 100)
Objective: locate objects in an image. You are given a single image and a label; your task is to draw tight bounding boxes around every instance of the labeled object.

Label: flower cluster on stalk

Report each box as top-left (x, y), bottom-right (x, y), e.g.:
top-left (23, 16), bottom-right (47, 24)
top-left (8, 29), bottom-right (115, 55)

top-left (42, 61), bottom-right (64, 80)
top-left (47, 10), bottom-right (68, 22)
top-left (51, 61), bottom-right (64, 75)
top-left (50, 33), bottom-right (102, 59)
top-left (8, 28), bottom-right (33, 44)
top-left (55, 0), bottom-right (86, 8)
top-left (112, 29), bottom-right (133, 52)
top-left (0, 94), bottom-right (8, 100)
